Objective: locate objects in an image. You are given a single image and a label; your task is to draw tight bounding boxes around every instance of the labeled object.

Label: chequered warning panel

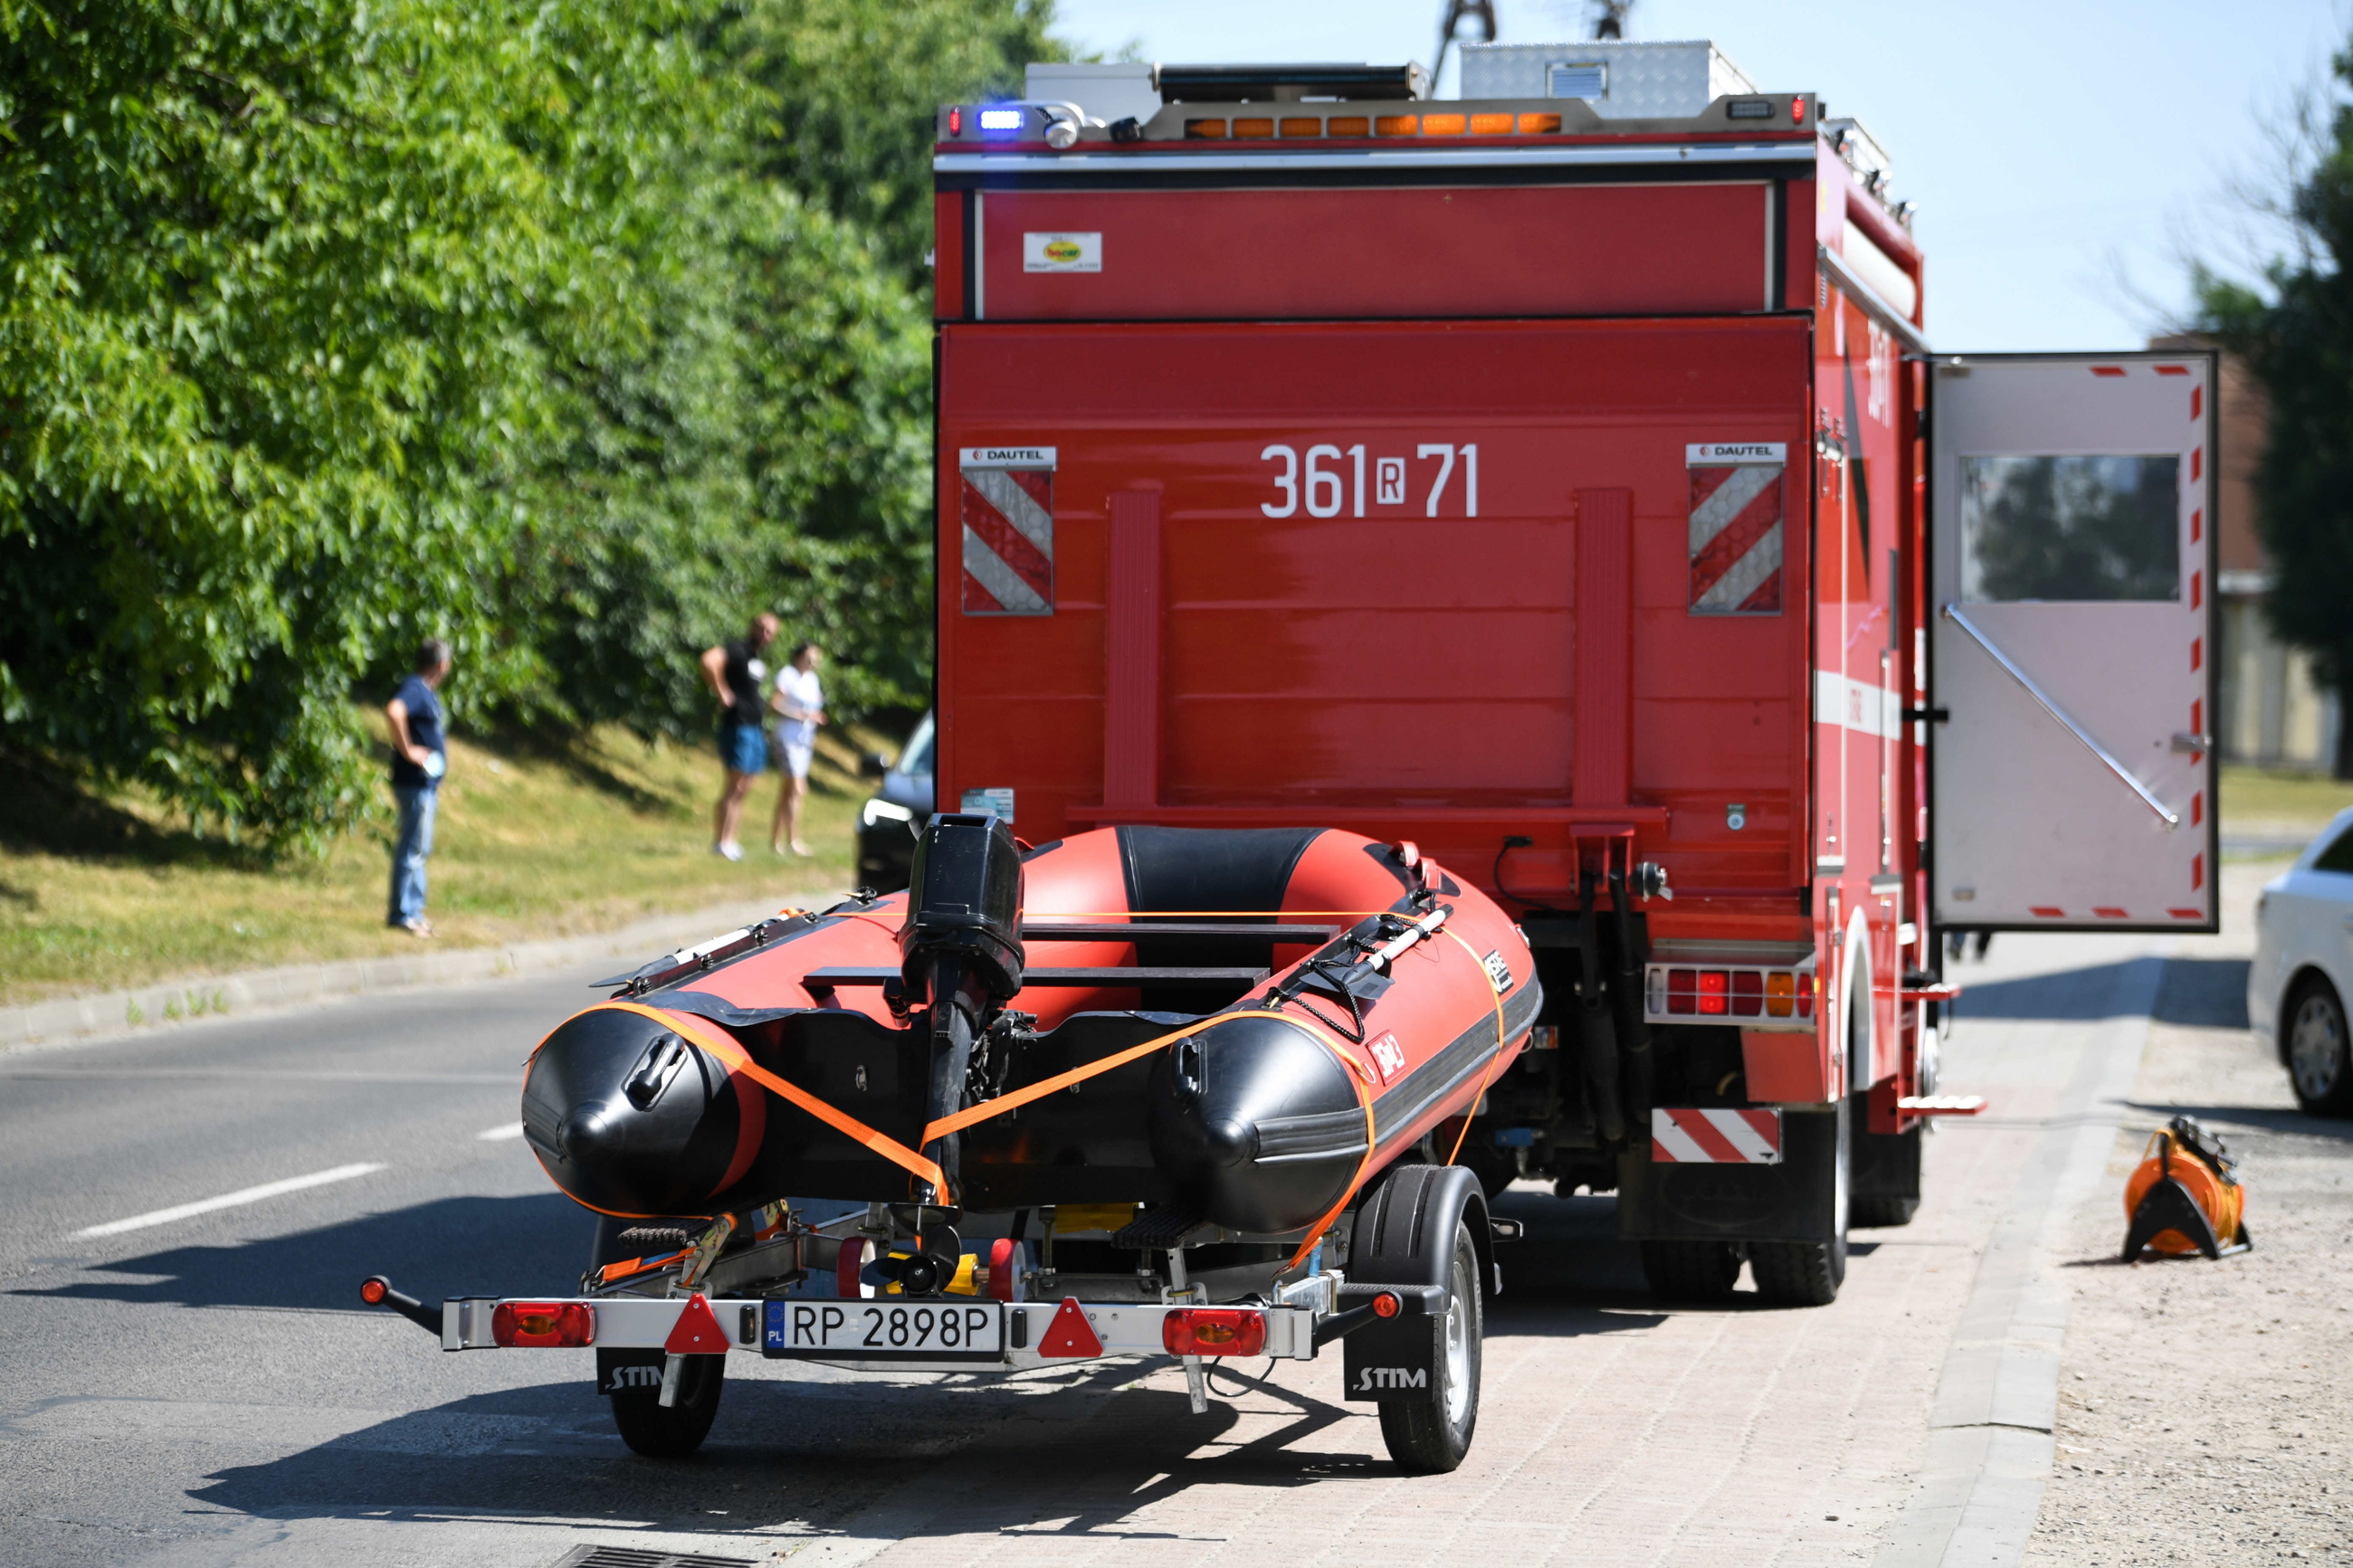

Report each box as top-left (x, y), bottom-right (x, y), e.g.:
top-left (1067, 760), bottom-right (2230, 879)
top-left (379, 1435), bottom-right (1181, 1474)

top-left (960, 452), bottom-right (1054, 615)
top-left (1687, 443), bottom-right (1786, 615)
top-left (1651, 1107), bottom-right (1784, 1164)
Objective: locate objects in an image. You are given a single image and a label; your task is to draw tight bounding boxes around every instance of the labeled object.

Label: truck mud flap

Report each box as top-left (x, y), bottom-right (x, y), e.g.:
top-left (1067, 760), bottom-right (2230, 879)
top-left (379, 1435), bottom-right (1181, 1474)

top-left (1615, 1105), bottom-right (1840, 1244)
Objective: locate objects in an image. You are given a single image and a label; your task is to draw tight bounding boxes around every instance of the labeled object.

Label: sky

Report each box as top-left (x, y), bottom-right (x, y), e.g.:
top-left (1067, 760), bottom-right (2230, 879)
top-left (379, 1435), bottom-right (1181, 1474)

top-left (1049, 0), bottom-right (2349, 351)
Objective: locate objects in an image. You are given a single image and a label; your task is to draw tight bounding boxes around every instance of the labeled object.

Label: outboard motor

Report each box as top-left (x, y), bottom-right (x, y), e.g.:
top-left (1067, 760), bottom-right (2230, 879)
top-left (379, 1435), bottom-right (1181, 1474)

top-left (899, 813), bottom-right (1025, 1201)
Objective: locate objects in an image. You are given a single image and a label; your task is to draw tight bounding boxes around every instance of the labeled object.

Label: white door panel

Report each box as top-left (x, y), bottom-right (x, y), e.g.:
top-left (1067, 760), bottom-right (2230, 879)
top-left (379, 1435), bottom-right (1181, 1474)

top-left (1929, 354), bottom-right (2217, 931)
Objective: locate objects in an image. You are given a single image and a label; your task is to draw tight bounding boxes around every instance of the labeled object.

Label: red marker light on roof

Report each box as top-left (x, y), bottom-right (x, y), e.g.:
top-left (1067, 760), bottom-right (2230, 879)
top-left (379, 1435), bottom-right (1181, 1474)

top-left (948, 106), bottom-right (962, 136)
top-left (1792, 97), bottom-right (1805, 123)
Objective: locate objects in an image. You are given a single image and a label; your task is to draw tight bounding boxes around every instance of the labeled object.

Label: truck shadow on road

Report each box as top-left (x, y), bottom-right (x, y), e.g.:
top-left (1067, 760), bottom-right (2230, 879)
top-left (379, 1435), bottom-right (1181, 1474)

top-left (14, 1193), bottom-right (591, 1311)
top-left (1947, 956), bottom-right (2246, 1025)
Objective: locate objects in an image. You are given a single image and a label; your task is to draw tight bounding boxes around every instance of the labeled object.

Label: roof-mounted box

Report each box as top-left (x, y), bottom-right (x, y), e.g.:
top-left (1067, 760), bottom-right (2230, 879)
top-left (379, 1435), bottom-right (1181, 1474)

top-left (1459, 40), bottom-right (1755, 119)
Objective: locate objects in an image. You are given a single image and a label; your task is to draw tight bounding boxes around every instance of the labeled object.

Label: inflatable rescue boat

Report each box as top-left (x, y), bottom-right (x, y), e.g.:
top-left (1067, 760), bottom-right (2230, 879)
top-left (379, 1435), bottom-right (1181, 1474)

top-left (522, 819), bottom-right (1542, 1244)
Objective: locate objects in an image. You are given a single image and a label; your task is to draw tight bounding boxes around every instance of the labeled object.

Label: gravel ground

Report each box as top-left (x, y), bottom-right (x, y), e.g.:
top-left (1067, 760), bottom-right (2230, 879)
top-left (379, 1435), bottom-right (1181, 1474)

top-left (2025, 929), bottom-right (2353, 1565)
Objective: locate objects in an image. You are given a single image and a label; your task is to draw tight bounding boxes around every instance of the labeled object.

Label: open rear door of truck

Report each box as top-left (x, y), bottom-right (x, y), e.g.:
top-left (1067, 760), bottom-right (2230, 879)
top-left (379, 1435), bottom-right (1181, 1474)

top-left (1927, 351), bottom-right (2219, 932)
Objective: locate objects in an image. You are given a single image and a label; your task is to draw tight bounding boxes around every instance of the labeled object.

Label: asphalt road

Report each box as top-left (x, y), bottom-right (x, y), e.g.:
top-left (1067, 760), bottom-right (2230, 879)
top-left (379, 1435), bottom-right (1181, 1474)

top-left (0, 915), bottom-right (2239, 1567)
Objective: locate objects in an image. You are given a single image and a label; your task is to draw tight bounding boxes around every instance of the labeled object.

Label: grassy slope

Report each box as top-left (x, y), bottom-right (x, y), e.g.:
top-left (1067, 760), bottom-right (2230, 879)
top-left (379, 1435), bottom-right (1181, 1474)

top-left (0, 723), bottom-right (897, 1008)
top-left (2217, 765), bottom-right (2353, 831)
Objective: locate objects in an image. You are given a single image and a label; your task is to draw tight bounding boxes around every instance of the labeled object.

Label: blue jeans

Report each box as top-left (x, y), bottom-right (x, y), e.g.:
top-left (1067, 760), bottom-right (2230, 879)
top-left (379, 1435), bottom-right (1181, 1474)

top-left (389, 784), bottom-right (437, 926)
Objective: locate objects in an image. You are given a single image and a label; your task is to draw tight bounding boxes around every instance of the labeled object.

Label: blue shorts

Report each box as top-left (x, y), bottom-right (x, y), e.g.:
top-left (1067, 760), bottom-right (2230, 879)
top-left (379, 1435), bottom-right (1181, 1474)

top-left (721, 722), bottom-right (767, 775)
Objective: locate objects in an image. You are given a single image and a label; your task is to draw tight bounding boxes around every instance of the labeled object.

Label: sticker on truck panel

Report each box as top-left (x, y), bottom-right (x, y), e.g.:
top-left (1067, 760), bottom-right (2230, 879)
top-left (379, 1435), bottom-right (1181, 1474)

top-left (1687, 442), bottom-right (1786, 615)
top-left (959, 449), bottom-right (1055, 615)
top-left (1023, 232), bottom-right (1101, 272)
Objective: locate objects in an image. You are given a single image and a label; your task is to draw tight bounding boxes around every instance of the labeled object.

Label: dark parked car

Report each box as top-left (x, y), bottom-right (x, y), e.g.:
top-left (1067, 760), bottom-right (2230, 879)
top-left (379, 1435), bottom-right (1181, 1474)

top-left (854, 712), bottom-right (934, 893)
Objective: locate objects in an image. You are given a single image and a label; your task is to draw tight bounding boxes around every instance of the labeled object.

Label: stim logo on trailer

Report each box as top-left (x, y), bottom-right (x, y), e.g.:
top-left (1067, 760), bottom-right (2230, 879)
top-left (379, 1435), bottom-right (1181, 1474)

top-left (960, 448), bottom-right (1055, 615)
top-left (1687, 442), bottom-right (1786, 614)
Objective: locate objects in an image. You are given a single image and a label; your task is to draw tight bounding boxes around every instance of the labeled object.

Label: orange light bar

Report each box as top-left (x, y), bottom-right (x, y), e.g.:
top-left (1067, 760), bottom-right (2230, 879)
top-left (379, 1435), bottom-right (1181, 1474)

top-left (1280, 116), bottom-right (1322, 138)
top-left (1233, 117), bottom-right (1274, 139)
top-left (1374, 114), bottom-right (1417, 136)
top-left (1185, 119), bottom-right (1228, 139)
top-left (1328, 115), bottom-right (1370, 137)
top-left (1468, 112), bottom-right (1514, 135)
top-left (1420, 112), bottom-right (1467, 136)
top-left (1517, 111), bottom-right (1562, 133)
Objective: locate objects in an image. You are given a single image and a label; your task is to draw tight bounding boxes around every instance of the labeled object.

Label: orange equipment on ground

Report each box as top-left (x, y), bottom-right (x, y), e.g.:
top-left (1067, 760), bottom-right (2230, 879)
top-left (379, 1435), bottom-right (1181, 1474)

top-left (2120, 1115), bottom-right (2251, 1262)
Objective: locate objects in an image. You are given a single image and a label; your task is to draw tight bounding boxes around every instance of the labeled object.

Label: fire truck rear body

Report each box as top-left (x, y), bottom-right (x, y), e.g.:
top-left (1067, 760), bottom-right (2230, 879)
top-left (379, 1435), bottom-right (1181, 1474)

top-left (929, 43), bottom-right (2218, 1284)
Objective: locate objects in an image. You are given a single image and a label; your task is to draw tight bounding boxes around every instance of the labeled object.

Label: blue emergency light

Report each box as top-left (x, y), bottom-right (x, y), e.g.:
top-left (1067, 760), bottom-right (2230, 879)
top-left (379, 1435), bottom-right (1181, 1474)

top-left (977, 107), bottom-right (1026, 135)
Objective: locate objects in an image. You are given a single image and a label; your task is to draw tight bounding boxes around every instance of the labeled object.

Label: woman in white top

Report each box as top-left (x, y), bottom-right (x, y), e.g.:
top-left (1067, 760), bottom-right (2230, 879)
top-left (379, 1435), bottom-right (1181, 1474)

top-left (768, 642), bottom-right (825, 856)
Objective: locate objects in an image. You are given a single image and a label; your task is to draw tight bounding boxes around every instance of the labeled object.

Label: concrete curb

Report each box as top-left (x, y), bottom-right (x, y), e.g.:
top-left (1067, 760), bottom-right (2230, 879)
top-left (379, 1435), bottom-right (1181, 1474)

top-left (0, 889), bottom-right (848, 1057)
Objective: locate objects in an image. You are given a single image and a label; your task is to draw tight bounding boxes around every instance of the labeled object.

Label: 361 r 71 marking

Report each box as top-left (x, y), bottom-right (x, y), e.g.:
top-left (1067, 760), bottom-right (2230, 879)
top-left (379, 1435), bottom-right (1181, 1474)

top-left (1261, 442), bottom-right (1478, 518)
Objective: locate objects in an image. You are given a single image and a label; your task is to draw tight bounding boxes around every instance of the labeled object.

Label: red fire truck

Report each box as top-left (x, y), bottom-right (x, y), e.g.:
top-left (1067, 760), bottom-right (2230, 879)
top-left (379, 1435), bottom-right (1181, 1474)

top-left (930, 43), bottom-right (2219, 1307)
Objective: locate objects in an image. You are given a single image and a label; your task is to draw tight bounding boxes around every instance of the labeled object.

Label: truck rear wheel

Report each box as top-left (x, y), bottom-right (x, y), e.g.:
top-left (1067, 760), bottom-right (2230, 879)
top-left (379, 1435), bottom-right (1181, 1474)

top-left (1377, 1218), bottom-right (1483, 1474)
top-left (604, 1351), bottom-right (725, 1458)
top-left (1640, 1239), bottom-right (1743, 1301)
top-left (1749, 1095), bottom-right (1850, 1307)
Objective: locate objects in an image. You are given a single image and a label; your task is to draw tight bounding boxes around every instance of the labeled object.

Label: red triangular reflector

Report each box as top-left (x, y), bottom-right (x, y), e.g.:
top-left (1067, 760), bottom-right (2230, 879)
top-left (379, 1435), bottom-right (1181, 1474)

top-left (1035, 1296), bottom-right (1102, 1359)
top-left (664, 1292), bottom-right (730, 1354)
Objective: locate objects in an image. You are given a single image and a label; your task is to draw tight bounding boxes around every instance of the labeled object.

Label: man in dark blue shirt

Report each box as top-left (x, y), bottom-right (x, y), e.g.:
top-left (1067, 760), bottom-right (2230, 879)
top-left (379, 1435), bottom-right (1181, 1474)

top-left (386, 639), bottom-right (452, 936)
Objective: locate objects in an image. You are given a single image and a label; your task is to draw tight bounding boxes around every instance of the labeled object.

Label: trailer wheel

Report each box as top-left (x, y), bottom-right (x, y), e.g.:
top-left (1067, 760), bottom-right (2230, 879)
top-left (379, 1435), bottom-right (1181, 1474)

top-left (1377, 1218), bottom-right (1483, 1475)
top-left (1639, 1239), bottom-right (1743, 1301)
top-left (605, 1352), bottom-right (725, 1459)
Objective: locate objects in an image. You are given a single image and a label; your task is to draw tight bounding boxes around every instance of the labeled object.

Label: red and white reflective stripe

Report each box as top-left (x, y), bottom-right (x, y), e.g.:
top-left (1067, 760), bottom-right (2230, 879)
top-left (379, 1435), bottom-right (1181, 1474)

top-left (1687, 455), bottom-right (1784, 615)
top-left (960, 460), bottom-right (1054, 615)
top-left (1650, 1107), bottom-right (1783, 1164)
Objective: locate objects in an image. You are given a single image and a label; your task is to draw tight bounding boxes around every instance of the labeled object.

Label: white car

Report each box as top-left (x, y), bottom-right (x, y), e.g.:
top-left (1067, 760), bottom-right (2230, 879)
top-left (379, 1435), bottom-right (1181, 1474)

top-left (2249, 805), bottom-right (2353, 1116)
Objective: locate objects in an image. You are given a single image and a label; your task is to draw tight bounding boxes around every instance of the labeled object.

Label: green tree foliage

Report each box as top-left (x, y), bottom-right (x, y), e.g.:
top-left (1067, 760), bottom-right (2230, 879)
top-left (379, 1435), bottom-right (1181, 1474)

top-left (2195, 43), bottom-right (2353, 776)
top-left (0, 0), bottom-right (1063, 840)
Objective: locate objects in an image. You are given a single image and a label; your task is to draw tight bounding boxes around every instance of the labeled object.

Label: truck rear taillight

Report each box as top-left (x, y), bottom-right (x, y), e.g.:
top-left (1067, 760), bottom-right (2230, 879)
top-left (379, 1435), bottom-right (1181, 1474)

top-left (1162, 1308), bottom-right (1267, 1357)
top-left (491, 1302), bottom-right (595, 1347)
top-left (1649, 957), bottom-right (1817, 1031)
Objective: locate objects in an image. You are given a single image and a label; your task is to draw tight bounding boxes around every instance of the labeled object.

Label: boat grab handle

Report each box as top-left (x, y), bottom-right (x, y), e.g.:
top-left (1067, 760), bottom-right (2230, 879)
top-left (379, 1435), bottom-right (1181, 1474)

top-left (1939, 603), bottom-right (2178, 829)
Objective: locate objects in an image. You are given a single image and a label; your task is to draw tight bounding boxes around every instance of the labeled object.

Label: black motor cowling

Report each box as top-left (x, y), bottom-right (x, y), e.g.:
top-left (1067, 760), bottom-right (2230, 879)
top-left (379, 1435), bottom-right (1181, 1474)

top-left (898, 812), bottom-right (1025, 1004)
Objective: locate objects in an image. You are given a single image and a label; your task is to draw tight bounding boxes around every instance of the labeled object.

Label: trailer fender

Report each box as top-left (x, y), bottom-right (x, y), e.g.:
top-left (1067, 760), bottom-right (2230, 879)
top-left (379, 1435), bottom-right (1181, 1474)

top-left (1341, 1163), bottom-right (1488, 1403)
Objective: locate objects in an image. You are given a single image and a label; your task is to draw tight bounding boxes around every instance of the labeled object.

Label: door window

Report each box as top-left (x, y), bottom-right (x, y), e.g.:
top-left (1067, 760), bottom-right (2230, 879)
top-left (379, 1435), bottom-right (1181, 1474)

top-left (2311, 823), bottom-right (2353, 875)
top-left (1958, 453), bottom-right (2179, 603)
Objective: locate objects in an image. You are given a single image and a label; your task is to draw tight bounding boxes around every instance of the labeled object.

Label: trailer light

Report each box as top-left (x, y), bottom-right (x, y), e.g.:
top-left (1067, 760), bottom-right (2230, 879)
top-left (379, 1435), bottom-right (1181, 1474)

top-left (491, 1301), bottom-right (594, 1347)
top-left (359, 1278), bottom-right (389, 1306)
top-left (1420, 112), bottom-right (1467, 136)
top-left (1696, 970), bottom-right (1729, 1015)
top-left (948, 107), bottom-right (962, 136)
top-left (1469, 112), bottom-right (1514, 135)
top-left (1185, 119), bottom-right (1228, 139)
top-left (1162, 1308), bottom-right (1267, 1357)
top-left (1371, 1290), bottom-right (1402, 1318)
top-left (1730, 971), bottom-right (1764, 1016)
top-left (1667, 968), bottom-right (1697, 1014)
top-left (1280, 117), bottom-right (1322, 138)
top-left (976, 107), bottom-right (1025, 135)
top-left (1233, 117), bottom-right (1274, 139)
top-left (1374, 115), bottom-right (1418, 137)
top-left (1517, 112), bottom-right (1563, 134)
top-left (1328, 115), bottom-right (1370, 137)
top-left (1765, 972), bottom-right (1796, 1017)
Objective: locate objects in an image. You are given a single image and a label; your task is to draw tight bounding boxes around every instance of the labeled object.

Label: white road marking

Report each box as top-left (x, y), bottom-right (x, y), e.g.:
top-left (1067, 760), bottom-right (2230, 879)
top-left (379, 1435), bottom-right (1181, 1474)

top-left (76, 1163), bottom-right (387, 1238)
top-left (477, 1122), bottom-right (527, 1141)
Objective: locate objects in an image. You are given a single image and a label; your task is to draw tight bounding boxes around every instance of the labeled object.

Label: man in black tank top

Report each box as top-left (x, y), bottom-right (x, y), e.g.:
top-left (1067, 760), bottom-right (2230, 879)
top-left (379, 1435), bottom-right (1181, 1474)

top-left (700, 612), bottom-right (779, 860)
